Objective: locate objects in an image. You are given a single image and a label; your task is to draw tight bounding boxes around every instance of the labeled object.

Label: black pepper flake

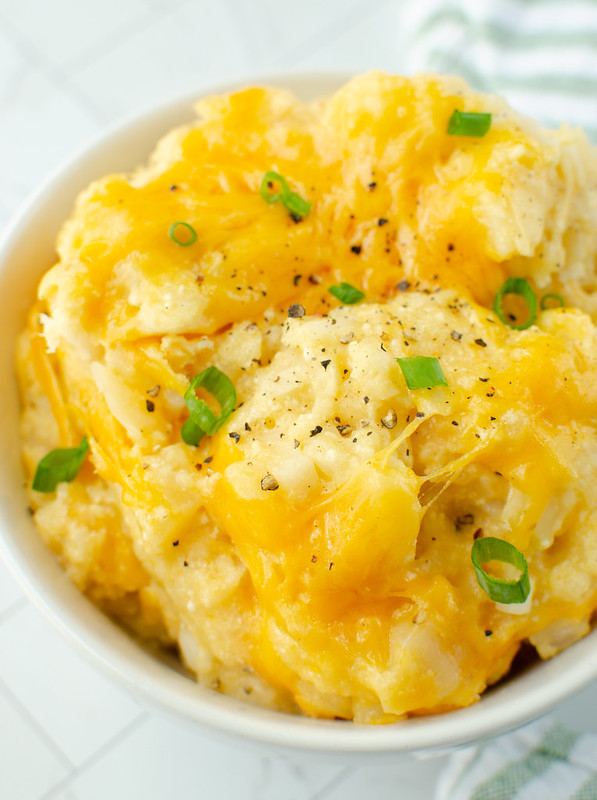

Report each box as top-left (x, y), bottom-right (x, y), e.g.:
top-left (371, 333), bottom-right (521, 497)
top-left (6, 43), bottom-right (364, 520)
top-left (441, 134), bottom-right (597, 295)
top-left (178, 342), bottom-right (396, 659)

top-left (244, 422), bottom-right (252, 432)
top-left (457, 514), bottom-right (474, 526)
top-left (490, 416), bottom-right (496, 421)
top-left (368, 181), bottom-right (377, 190)
top-left (351, 245), bottom-right (362, 255)
top-left (486, 391), bottom-right (495, 398)
top-left (485, 630), bottom-right (493, 637)
top-left (229, 432), bottom-right (240, 443)
top-left (451, 330), bottom-right (462, 341)
top-left (172, 540), bottom-right (179, 547)
top-left (321, 359), bottom-right (331, 370)
top-left (310, 425), bottom-right (323, 437)
top-left (380, 342), bottom-right (386, 352)
top-left (294, 439), bottom-right (300, 448)
top-left (289, 213), bottom-right (302, 223)
top-left (308, 274), bottom-right (321, 285)
top-left (204, 456), bottom-right (213, 464)
top-left (447, 242), bottom-right (454, 251)
top-left (381, 409), bottom-right (397, 429)
top-left (479, 377), bottom-right (489, 382)
top-left (293, 274), bottom-right (302, 286)
top-left (451, 420), bottom-right (458, 426)
top-left (145, 399), bottom-right (155, 412)
top-left (397, 279), bottom-right (410, 292)
top-left (473, 528), bottom-right (483, 540)
top-left (261, 474), bottom-right (279, 491)
top-left (288, 303), bottom-right (305, 318)
top-left (475, 338), bottom-right (487, 347)
top-left (183, 560), bottom-right (189, 567)
top-left (378, 218), bottom-right (389, 226)
top-left (329, 562), bottom-right (334, 570)
top-left (416, 411), bottom-right (425, 418)
top-left (337, 424), bottom-right (352, 437)
top-left (170, 184), bottom-right (178, 192)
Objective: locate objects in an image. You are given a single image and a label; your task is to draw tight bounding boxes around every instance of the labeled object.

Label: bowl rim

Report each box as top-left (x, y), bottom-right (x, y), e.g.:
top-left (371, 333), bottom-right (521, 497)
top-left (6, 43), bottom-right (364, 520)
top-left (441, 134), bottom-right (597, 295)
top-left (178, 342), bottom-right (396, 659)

top-left (1, 68), bottom-right (597, 757)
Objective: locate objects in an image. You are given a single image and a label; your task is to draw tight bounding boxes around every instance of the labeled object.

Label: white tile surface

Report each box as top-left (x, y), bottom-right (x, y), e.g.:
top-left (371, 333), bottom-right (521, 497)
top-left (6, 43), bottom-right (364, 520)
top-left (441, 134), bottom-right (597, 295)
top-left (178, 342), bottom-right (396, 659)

top-left (0, 686), bottom-right (68, 800)
top-left (289, 1), bottom-right (403, 74)
top-left (69, 1), bottom-right (251, 121)
top-left (319, 758), bottom-right (447, 800)
top-left (62, 715), bottom-right (345, 800)
top-left (0, 604), bottom-right (141, 765)
top-left (0, 0), bottom-right (151, 69)
top-left (0, 33), bottom-right (98, 217)
top-left (0, 553), bottom-right (24, 614)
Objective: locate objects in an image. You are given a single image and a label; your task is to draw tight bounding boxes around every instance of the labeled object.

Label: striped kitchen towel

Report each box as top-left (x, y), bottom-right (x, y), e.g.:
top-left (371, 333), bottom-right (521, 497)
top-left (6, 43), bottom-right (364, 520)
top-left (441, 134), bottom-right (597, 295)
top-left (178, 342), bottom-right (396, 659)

top-left (435, 720), bottom-right (597, 800)
top-left (400, 0), bottom-right (597, 140)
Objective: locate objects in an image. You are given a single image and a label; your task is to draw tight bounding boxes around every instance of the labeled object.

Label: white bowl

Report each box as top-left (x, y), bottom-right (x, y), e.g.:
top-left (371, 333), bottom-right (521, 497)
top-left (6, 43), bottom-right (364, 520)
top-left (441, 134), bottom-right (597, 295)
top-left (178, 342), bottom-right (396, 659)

top-left (1, 72), bottom-right (596, 762)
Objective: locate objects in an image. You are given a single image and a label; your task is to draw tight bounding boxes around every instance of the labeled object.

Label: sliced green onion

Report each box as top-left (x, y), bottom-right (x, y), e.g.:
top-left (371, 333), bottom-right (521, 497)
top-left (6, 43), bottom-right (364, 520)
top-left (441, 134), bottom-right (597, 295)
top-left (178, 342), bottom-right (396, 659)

top-left (328, 282), bottom-right (365, 305)
top-left (182, 366), bottom-right (236, 446)
top-left (32, 437), bottom-right (89, 493)
top-left (447, 109), bottom-right (492, 137)
top-left (540, 293), bottom-right (565, 310)
top-left (397, 356), bottom-right (448, 389)
top-left (260, 171), bottom-right (289, 204)
top-left (471, 537), bottom-right (530, 604)
top-left (169, 222), bottom-right (197, 247)
top-left (493, 277), bottom-right (537, 330)
top-left (181, 417), bottom-right (204, 447)
top-left (284, 191), bottom-right (312, 220)
top-left (260, 171), bottom-right (312, 220)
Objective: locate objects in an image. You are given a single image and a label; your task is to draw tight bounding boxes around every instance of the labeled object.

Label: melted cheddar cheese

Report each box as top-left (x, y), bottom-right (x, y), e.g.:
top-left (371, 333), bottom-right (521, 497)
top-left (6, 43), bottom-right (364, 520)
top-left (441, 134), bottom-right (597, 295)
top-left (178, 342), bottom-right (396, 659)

top-left (17, 72), bottom-right (597, 722)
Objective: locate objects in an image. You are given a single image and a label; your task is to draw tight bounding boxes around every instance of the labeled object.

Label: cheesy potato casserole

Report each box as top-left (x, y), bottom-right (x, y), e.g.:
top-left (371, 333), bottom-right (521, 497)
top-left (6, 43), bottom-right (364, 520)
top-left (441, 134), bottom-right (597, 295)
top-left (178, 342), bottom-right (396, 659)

top-left (17, 72), bottom-right (597, 723)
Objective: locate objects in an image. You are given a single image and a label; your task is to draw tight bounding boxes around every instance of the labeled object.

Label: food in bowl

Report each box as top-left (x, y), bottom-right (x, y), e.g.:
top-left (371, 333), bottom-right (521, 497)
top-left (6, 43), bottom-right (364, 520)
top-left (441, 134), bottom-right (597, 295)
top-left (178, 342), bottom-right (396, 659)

top-left (16, 72), bottom-right (597, 724)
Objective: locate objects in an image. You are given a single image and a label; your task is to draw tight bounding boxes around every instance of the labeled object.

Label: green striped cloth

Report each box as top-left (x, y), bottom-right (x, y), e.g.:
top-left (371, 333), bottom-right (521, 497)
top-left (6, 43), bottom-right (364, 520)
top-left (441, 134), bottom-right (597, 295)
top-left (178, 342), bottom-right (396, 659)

top-left (401, 0), bottom-right (597, 141)
top-left (436, 721), bottom-right (597, 799)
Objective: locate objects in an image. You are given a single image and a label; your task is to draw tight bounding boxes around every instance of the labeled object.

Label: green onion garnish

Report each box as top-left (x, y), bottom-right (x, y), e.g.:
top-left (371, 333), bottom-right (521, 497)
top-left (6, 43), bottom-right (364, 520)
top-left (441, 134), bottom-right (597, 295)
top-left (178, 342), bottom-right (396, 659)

top-left (259, 171), bottom-right (312, 220)
top-left (493, 277), bottom-right (537, 330)
top-left (181, 366), bottom-right (236, 446)
top-left (397, 356), bottom-right (448, 390)
top-left (328, 282), bottom-right (365, 305)
top-left (284, 191), bottom-right (312, 220)
top-left (540, 293), bottom-right (565, 310)
top-left (32, 437), bottom-right (89, 493)
top-left (260, 171), bottom-right (288, 204)
top-left (471, 537), bottom-right (530, 604)
top-left (447, 109), bottom-right (492, 137)
top-left (169, 222), bottom-right (197, 247)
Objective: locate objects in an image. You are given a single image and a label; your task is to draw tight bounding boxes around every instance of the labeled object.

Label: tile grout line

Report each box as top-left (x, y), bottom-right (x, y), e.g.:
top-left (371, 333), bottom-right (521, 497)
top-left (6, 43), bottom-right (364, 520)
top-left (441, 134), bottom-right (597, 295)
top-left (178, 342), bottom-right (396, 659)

top-left (0, 596), bottom-right (29, 625)
top-left (0, 676), bottom-right (74, 772)
top-left (309, 765), bottom-right (355, 799)
top-left (39, 710), bottom-right (151, 800)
